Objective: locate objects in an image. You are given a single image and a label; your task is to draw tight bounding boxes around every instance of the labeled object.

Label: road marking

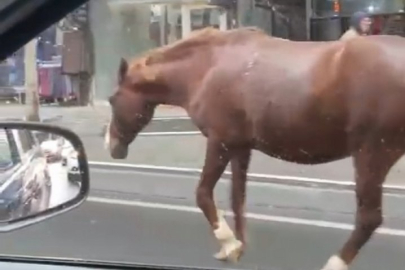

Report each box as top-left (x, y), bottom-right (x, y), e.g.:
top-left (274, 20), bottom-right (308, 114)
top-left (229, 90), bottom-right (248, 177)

top-left (90, 166), bottom-right (356, 196)
top-left (139, 131), bottom-right (201, 136)
top-left (153, 116), bottom-right (191, 120)
top-left (88, 161), bottom-right (405, 192)
top-left (87, 196), bottom-right (405, 236)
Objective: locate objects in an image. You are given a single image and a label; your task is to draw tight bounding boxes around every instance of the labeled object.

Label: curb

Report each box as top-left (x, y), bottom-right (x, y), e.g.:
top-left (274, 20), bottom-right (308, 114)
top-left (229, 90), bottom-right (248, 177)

top-left (41, 115), bottom-right (63, 123)
top-left (2, 115), bottom-right (63, 123)
top-left (88, 161), bottom-right (405, 195)
top-left (100, 117), bottom-right (194, 136)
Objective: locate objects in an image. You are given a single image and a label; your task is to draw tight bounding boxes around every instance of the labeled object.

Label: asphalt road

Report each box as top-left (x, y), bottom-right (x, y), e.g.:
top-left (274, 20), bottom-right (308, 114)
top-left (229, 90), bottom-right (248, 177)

top-left (127, 118), bottom-right (197, 134)
top-left (0, 168), bottom-right (404, 270)
top-left (80, 133), bottom-right (405, 186)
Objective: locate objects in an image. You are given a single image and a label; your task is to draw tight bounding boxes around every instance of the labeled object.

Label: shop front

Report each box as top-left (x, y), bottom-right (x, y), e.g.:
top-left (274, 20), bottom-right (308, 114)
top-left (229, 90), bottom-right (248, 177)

top-left (89, 0), bottom-right (235, 102)
top-left (89, 0), bottom-right (405, 102)
top-left (310, 0), bottom-right (405, 41)
top-left (242, 0), bottom-right (308, 41)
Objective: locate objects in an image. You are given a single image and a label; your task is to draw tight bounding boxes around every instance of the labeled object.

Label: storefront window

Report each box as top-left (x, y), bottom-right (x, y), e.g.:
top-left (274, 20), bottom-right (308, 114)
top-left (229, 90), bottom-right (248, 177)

top-left (240, 1), bottom-right (306, 41)
top-left (340, 0), bottom-right (404, 15)
top-left (313, 0), bottom-right (405, 17)
top-left (90, 0), bottom-right (230, 102)
top-left (313, 0), bottom-right (337, 17)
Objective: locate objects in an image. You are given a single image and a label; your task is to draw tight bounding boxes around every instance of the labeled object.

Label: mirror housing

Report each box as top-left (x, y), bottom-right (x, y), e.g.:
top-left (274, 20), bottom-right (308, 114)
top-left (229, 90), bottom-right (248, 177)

top-left (0, 121), bottom-right (89, 232)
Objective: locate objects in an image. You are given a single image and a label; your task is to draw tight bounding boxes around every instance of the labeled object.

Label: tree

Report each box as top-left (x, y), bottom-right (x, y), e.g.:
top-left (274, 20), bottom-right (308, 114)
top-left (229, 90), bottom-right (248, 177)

top-left (24, 38), bottom-right (40, 122)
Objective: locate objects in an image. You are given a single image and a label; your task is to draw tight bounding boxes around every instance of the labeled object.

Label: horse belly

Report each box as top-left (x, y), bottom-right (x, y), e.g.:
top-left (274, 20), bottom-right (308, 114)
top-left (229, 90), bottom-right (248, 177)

top-left (254, 125), bottom-right (350, 165)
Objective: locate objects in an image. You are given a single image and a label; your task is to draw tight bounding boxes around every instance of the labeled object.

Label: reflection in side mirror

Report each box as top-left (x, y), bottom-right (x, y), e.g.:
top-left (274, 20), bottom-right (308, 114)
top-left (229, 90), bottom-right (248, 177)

top-left (0, 122), bottom-right (89, 231)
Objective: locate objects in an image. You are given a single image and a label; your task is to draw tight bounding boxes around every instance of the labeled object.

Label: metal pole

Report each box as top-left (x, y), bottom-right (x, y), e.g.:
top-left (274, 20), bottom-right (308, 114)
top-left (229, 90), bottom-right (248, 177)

top-left (181, 5), bottom-right (191, 38)
top-left (24, 38), bottom-right (40, 121)
top-left (306, 0), bottom-right (312, 40)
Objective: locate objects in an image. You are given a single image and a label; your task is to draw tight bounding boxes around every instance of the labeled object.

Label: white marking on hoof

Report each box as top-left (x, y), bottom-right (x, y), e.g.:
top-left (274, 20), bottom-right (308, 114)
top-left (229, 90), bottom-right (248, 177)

top-left (320, 255), bottom-right (348, 270)
top-left (213, 238), bottom-right (243, 263)
top-left (213, 210), bottom-right (235, 241)
top-left (213, 210), bottom-right (243, 263)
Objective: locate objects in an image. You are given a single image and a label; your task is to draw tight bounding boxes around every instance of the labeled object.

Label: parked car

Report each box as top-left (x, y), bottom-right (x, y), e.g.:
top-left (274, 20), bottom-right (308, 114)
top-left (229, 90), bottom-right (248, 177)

top-left (60, 138), bottom-right (80, 185)
top-left (36, 133), bottom-right (80, 185)
top-left (0, 127), bottom-right (51, 221)
top-left (39, 135), bottom-right (64, 163)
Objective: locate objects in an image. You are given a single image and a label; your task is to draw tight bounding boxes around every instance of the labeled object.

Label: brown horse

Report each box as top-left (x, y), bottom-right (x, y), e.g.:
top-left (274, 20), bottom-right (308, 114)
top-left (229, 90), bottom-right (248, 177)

top-left (105, 27), bottom-right (405, 270)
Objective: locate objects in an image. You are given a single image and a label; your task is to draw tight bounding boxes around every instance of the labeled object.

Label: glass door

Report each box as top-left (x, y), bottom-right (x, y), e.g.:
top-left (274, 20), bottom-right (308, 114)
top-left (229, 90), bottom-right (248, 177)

top-left (150, 2), bottom-right (229, 47)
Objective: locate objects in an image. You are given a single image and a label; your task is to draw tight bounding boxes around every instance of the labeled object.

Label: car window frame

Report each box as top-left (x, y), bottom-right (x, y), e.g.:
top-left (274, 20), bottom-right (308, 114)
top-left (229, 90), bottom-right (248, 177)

top-left (0, 0), bottom-right (88, 60)
top-left (0, 128), bottom-right (18, 170)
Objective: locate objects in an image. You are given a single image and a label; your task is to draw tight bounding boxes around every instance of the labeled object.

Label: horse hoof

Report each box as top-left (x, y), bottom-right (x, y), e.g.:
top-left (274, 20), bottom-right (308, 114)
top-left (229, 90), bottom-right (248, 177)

top-left (213, 249), bottom-right (228, 261)
top-left (213, 239), bottom-right (243, 263)
top-left (227, 242), bottom-right (243, 263)
top-left (320, 255), bottom-right (348, 270)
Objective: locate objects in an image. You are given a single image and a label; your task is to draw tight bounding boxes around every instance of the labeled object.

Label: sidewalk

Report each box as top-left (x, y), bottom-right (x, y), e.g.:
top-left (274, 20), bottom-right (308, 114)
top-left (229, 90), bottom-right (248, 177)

top-left (0, 104), bottom-right (188, 137)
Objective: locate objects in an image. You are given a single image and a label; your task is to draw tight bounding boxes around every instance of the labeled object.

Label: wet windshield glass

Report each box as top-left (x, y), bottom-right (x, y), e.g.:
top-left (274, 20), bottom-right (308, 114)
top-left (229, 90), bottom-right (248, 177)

top-left (0, 0), bottom-right (17, 11)
top-left (1, 1), bottom-right (405, 270)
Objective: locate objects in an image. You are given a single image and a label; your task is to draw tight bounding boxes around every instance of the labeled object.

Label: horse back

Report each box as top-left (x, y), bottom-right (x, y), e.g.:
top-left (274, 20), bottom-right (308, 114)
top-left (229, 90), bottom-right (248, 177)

top-left (336, 35), bottom-right (405, 138)
top-left (190, 32), bottom-right (405, 161)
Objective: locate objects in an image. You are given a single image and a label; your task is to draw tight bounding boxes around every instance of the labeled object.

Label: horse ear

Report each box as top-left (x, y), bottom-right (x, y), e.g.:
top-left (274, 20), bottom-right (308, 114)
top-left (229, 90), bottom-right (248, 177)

top-left (118, 58), bottom-right (128, 84)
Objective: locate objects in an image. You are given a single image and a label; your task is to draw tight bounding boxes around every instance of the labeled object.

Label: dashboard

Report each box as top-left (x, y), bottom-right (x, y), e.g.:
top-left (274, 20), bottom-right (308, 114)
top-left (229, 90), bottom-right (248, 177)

top-left (0, 261), bottom-right (90, 270)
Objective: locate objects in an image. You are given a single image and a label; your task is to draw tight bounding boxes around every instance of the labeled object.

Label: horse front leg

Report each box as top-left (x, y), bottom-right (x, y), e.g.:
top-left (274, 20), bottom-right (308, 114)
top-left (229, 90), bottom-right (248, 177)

top-left (195, 138), bottom-right (242, 262)
top-left (321, 145), bottom-right (403, 270)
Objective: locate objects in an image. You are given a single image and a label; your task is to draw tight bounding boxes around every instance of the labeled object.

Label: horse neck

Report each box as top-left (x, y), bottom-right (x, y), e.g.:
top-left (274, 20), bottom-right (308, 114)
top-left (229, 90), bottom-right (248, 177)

top-left (157, 52), bottom-right (211, 109)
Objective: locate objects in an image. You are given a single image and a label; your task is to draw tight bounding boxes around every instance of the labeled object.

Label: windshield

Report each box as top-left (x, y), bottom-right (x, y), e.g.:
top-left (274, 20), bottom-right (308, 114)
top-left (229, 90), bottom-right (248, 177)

top-left (0, 0), bottom-right (17, 11)
top-left (1, 1), bottom-right (405, 270)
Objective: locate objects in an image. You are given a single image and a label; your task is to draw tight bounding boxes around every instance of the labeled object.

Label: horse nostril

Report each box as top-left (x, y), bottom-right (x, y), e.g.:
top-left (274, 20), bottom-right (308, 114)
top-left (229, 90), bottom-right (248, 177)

top-left (111, 144), bottom-right (128, 159)
top-left (104, 140), bottom-right (109, 150)
top-left (101, 123), bottom-right (109, 137)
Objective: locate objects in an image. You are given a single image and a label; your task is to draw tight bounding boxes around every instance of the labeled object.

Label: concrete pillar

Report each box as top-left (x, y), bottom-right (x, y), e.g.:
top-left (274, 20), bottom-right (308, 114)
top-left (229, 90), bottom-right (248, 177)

top-left (24, 38), bottom-right (40, 121)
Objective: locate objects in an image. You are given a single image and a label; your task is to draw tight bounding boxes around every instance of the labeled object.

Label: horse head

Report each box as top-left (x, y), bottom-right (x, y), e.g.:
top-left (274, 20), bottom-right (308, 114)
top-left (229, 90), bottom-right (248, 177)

top-left (105, 57), bottom-right (164, 159)
top-left (105, 28), bottom-right (218, 159)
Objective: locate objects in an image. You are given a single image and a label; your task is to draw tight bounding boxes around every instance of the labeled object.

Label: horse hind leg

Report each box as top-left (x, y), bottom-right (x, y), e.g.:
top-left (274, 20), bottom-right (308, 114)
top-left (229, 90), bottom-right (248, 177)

top-left (195, 138), bottom-right (242, 262)
top-left (320, 143), bottom-right (404, 270)
top-left (230, 148), bottom-right (251, 246)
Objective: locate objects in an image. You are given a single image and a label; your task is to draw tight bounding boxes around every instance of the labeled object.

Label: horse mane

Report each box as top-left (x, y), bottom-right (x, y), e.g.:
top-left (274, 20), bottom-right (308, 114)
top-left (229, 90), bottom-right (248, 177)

top-left (127, 27), bottom-right (219, 71)
top-left (128, 26), bottom-right (266, 71)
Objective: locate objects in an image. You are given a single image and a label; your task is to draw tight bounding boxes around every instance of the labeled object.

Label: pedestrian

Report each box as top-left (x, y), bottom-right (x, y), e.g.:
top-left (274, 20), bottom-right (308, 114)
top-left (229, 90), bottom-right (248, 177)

top-left (340, 11), bottom-right (372, 41)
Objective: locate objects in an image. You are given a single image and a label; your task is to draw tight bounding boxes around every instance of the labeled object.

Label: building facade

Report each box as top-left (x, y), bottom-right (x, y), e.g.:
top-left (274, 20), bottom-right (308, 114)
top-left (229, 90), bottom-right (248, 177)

top-left (88, 0), bottom-right (405, 103)
top-left (311, 0), bottom-right (405, 40)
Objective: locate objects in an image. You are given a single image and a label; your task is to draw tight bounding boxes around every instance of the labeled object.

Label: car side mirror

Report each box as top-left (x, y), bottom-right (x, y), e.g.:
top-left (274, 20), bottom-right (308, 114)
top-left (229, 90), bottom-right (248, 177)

top-left (0, 122), bottom-right (89, 232)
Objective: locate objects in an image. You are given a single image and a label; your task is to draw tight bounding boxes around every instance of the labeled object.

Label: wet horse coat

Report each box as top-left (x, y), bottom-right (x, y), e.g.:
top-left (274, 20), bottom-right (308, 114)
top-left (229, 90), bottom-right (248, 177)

top-left (106, 27), bottom-right (405, 270)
